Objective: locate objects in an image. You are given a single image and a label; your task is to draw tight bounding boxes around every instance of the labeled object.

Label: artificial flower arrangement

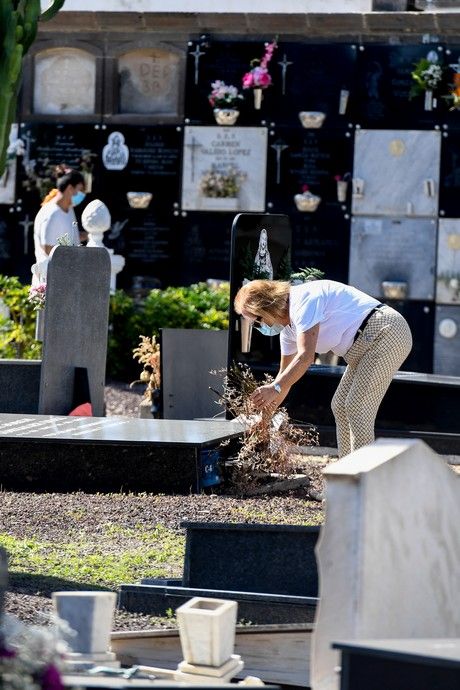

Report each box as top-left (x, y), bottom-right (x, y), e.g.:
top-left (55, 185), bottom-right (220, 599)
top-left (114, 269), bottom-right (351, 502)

top-left (0, 611), bottom-right (68, 690)
top-left (208, 80), bottom-right (244, 110)
top-left (242, 38), bottom-right (278, 109)
top-left (28, 283), bottom-right (47, 311)
top-left (199, 166), bottom-right (247, 198)
top-left (443, 71), bottom-right (460, 110)
top-left (131, 334), bottom-right (161, 404)
top-left (410, 56), bottom-right (445, 111)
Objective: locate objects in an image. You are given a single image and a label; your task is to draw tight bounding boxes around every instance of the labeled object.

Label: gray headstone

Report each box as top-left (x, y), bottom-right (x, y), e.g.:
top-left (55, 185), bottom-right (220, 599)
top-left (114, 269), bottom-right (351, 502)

top-left (161, 329), bottom-right (228, 420)
top-left (39, 246), bottom-right (111, 417)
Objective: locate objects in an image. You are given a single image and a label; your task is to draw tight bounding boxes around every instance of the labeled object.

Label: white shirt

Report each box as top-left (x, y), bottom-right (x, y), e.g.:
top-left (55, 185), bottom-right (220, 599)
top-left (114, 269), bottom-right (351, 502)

top-left (33, 201), bottom-right (79, 264)
top-left (280, 280), bottom-right (381, 357)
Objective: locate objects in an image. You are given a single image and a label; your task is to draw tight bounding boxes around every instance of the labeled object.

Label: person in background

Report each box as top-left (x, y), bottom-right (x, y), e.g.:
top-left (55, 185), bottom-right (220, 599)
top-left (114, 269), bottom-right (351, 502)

top-left (33, 168), bottom-right (87, 265)
top-left (234, 278), bottom-right (412, 458)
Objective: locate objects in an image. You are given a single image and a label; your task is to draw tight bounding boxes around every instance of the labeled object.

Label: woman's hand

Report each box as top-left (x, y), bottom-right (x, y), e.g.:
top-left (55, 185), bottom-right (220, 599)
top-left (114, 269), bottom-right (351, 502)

top-left (250, 384), bottom-right (281, 411)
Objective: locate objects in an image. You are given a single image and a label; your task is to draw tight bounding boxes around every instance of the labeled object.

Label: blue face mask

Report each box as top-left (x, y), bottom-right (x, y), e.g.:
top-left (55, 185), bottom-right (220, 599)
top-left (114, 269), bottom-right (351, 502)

top-left (72, 191), bottom-right (86, 206)
top-left (254, 323), bottom-right (284, 337)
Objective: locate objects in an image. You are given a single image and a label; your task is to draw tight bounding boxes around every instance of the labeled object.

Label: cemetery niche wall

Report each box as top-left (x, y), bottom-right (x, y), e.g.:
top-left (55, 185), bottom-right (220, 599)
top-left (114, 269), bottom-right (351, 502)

top-left (4, 38), bottom-right (460, 374)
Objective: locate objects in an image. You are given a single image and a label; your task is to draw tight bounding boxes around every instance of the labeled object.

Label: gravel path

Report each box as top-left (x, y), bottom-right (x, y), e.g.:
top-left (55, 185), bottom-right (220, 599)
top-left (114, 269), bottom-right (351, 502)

top-left (2, 380), bottom-right (328, 632)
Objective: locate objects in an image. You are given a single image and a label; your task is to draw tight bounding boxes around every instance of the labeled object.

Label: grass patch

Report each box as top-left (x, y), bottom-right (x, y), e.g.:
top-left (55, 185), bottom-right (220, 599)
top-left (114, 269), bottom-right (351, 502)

top-left (0, 525), bottom-right (185, 589)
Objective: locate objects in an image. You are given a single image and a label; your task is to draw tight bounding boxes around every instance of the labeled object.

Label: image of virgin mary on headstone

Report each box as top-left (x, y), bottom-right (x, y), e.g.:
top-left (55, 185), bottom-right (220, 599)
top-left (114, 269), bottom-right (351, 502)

top-left (102, 132), bottom-right (129, 171)
top-left (253, 228), bottom-right (273, 280)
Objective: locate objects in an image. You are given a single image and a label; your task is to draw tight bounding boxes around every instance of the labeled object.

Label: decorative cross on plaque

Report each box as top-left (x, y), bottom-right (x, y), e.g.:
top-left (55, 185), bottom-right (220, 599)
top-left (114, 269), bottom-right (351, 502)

top-left (185, 136), bottom-right (202, 182)
top-left (278, 54), bottom-right (293, 96)
top-left (19, 214), bottom-right (33, 254)
top-left (189, 44), bottom-right (206, 86)
top-left (270, 140), bottom-right (289, 185)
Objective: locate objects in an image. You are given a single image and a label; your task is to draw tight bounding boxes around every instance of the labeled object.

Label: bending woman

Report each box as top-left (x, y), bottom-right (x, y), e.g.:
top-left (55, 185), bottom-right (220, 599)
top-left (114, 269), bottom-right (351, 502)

top-left (234, 279), bottom-right (412, 458)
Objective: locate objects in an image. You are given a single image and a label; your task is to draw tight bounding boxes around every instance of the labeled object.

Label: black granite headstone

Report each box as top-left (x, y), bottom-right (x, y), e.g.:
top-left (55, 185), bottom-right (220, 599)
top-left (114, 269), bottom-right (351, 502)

top-left (181, 522), bottom-right (319, 597)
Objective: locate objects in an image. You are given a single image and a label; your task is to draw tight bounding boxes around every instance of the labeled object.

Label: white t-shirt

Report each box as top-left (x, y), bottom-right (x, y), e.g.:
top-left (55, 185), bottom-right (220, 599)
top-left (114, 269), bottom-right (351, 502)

top-left (33, 202), bottom-right (79, 263)
top-left (280, 280), bottom-right (381, 357)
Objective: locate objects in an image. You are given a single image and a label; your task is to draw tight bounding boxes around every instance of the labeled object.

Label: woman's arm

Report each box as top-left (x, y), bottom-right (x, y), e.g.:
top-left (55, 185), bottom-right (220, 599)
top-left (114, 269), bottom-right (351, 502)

top-left (250, 324), bottom-right (320, 410)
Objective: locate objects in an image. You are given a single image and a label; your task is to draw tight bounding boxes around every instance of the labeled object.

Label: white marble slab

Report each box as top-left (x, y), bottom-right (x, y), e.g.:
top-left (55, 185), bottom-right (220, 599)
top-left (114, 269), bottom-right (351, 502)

top-left (311, 439), bottom-right (460, 690)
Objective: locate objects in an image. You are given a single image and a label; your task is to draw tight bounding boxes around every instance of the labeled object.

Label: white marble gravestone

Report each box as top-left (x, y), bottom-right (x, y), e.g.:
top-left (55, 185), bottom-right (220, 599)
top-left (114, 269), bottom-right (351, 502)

top-left (436, 219), bottom-right (460, 305)
top-left (352, 130), bottom-right (441, 217)
top-left (33, 48), bottom-right (96, 115)
top-left (118, 49), bottom-right (180, 115)
top-left (181, 126), bottom-right (268, 212)
top-left (311, 439), bottom-right (460, 690)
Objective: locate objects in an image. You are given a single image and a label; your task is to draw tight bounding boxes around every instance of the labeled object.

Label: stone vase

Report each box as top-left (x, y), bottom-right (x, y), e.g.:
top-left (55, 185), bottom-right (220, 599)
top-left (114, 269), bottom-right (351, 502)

top-left (52, 591), bottom-right (117, 655)
top-left (213, 108), bottom-right (240, 126)
top-left (177, 597), bottom-right (237, 667)
top-left (253, 88), bottom-right (263, 110)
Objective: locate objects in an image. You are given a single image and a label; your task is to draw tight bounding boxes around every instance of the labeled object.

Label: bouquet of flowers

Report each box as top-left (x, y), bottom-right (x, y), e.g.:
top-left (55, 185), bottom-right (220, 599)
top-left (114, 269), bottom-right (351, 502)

top-left (410, 57), bottom-right (444, 97)
top-left (200, 166), bottom-right (246, 198)
top-left (28, 283), bottom-right (46, 311)
top-left (0, 612), bottom-right (68, 690)
top-left (208, 81), bottom-right (244, 110)
top-left (443, 71), bottom-right (460, 110)
top-left (242, 39), bottom-right (278, 91)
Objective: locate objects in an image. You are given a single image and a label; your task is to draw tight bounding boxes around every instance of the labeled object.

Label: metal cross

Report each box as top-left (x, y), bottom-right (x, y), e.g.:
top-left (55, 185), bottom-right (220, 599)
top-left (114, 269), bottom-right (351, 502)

top-left (185, 136), bottom-right (202, 182)
top-left (270, 140), bottom-right (289, 185)
top-left (189, 44), bottom-right (206, 85)
top-left (278, 54), bottom-right (293, 96)
top-left (19, 214), bottom-right (33, 254)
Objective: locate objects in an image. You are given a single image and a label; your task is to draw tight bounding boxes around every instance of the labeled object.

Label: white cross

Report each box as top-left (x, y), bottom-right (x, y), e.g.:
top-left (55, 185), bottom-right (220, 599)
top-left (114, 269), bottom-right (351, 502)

top-left (189, 44), bottom-right (206, 85)
top-left (19, 214), bottom-right (34, 254)
top-left (270, 141), bottom-right (289, 185)
top-left (278, 54), bottom-right (293, 96)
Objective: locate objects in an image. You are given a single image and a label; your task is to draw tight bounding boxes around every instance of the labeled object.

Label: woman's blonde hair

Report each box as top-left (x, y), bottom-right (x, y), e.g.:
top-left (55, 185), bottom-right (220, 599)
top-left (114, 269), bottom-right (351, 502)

top-left (234, 280), bottom-right (290, 322)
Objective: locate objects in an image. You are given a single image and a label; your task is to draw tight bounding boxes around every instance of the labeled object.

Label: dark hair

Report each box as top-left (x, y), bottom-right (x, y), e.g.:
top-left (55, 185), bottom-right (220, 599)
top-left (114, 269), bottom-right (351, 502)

top-left (56, 169), bottom-right (85, 192)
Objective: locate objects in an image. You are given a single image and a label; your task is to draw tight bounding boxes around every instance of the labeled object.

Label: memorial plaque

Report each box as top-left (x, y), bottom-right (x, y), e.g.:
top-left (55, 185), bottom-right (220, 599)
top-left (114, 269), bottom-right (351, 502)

top-left (118, 48), bottom-right (181, 115)
top-left (439, 129), bottom-right (460, 218)
top-left (434, 305), bottom-right (460, 375)
top-left (436, 219), bottom-right (460, 304)
top-left (291, 206), bottom-right (351, 284)
top-left (349, 217), bottom-right (437, 301)
top-left (353, 44), bottom-right (446, 128)
top-left (175, 215), bottom-right (232, 285)
top-left (33, 48), bottom-right (96, 115)
top-left (184, 40), bottom-right (356, 129)
top-left (181, 126), bottom-right (267, 212)
top-left (266, 127), bottom-right (353, 209)
top-left (352, 129), bottom-right (441, 217)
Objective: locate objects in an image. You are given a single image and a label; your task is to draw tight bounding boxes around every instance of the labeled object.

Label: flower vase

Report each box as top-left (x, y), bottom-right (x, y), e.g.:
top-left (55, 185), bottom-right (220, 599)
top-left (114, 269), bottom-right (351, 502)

top-left (424, 89), bottom-right (433, 111)
top-left (253, 88), bottom-right (263, 110)
top-left (35, 308), bottom-right (45, 342)
top-left (83, 171), bottom-right (93, 193)
top-left (213, 108), bottom-right (240, 126)
top-left (337, 180), bottom-right (348, 203)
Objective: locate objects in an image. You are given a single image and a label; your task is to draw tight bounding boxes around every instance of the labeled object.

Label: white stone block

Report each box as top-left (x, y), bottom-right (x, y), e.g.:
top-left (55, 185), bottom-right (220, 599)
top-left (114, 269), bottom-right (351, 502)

top-left (52, 591), bottom-right (117, 655)
top-left (311, 439), bottom-right (460, 690)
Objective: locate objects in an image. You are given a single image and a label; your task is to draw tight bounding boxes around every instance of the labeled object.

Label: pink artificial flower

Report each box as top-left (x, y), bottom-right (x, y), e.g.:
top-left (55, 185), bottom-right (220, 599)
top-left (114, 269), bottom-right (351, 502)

top-left (302, 184), bottom-right (309, 193)
top-left (41, 664), bottom-right (64, 690)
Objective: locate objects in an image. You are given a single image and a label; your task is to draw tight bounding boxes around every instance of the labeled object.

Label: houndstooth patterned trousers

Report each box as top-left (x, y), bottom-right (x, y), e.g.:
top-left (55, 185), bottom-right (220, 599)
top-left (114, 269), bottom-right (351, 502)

top-left (331, 305), bottom-right (412, 458)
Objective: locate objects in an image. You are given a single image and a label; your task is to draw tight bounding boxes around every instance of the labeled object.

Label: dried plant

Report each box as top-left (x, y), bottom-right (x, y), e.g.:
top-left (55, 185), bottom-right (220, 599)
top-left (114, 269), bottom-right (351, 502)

top-left (215, 364), bottom-right (318, 493)
top-left (131, 335), bottom-right (161, 403)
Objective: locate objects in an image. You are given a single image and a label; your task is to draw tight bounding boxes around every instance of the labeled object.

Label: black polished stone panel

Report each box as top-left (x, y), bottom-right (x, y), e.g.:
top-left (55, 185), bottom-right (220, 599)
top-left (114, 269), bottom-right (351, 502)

top-left (0, 415), bottom-right (243, 492)
top-left (185, 40), bottom-right (356, 129)
top-left (181, 522), bottom-right (319, 597)
top-left (439, 128), bottom-right (460, 218)
top-left (353, 44), bottom-right (448, 128)
top-left (175, 213), bottom-right (232, 284)
top-left (335, 639), bottom-right (460, 690)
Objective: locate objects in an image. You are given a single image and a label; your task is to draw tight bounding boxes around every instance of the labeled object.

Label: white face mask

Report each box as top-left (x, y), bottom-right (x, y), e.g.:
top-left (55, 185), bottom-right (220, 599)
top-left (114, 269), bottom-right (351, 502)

top-left (254, 323), bottom-right (284, 337)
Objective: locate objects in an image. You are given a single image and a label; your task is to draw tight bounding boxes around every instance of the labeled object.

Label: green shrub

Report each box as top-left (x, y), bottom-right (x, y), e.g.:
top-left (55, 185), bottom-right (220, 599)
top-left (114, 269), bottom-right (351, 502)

top-left (0, 276), bottom-right (41, 359)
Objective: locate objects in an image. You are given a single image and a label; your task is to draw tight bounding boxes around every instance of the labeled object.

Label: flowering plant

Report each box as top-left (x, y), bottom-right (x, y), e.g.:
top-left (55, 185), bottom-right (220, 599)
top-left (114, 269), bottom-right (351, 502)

top-left (442, 72), bottom-right (460, 110)
top-left (200, 166), bottom-right (246, 198)
top-left (28, 283), bottom-right (46, 311)
top-left (208, 81), bottom-right (244, 109)
top-left (410, 57), bottom-right (444, 97)
top-left (0, 612), bottom-right (68, 690)
top-left (242, 39), bottom-right (278, 90)
top-left (131, 335), bottom-right (161, 403)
